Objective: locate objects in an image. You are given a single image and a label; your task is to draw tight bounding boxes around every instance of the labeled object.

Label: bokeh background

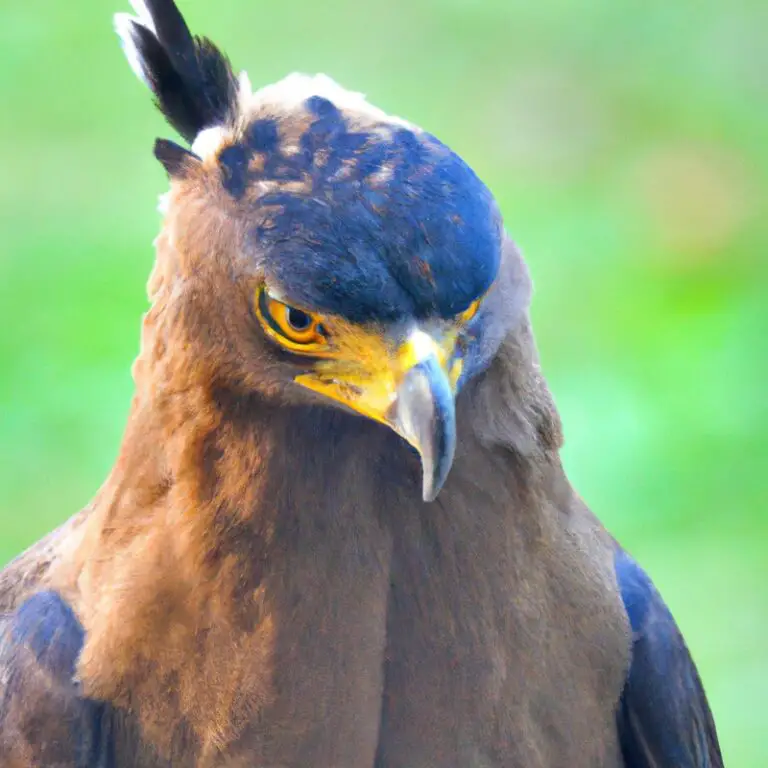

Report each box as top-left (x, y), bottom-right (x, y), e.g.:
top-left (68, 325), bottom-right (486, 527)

top-left (1, 0), bottom-right (766, 762)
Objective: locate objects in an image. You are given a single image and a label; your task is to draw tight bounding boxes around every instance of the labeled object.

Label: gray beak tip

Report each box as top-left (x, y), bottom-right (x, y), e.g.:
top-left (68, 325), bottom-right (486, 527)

top-left (394, 355), bottom-right (457, 503)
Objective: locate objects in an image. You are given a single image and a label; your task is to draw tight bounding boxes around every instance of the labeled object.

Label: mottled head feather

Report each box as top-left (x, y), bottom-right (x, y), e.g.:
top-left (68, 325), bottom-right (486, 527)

top-left (216, 80), bottom-right (502, 322)
top-left (116, 1), bottom-right (503, 326)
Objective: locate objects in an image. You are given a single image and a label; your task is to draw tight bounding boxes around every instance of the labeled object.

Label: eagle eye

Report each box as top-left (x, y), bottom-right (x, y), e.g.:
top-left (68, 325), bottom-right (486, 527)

top-left (255, 285), bottom-right (329, 353)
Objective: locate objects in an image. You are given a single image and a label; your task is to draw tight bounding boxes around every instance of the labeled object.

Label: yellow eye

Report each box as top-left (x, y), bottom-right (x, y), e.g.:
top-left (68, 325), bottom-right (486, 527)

top-left (458, 299), bottom-right (481, 325)
top-left (255, 285), bottom-right (329, 353)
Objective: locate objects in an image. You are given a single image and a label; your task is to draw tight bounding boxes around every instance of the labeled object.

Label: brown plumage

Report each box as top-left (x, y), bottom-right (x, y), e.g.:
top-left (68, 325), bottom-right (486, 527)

top-left (0, 1), bottom-right (722, 766)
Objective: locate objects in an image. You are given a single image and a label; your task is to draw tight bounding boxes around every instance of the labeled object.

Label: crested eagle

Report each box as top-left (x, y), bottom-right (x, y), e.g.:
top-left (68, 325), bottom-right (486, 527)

top-left (0, 1), bottom-right (723, 766)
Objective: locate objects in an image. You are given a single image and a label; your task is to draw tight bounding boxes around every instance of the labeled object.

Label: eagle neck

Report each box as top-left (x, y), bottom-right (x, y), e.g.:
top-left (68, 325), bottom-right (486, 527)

top-left (74, 384), bottom-right (396, 752)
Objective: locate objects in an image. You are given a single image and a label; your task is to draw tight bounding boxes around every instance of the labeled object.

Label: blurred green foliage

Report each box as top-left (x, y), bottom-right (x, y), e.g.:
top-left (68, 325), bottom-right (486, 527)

top-left (1, 0), bottom-right (766, 762)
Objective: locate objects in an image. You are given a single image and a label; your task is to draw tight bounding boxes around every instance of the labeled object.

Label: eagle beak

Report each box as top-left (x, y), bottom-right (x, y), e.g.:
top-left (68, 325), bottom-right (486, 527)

top-left (295, 328), bottom-right (459, 501)
top-left (390, 331), bottom-right (458, 502)
top-left (392, 351), bottom-right (457, 501)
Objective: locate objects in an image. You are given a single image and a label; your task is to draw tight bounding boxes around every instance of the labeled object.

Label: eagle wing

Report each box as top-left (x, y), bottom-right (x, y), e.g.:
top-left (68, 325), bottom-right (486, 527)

top-left (615, 548), bottom-right (724, 768)
top-left (0, 590), bottom-right (107, 766)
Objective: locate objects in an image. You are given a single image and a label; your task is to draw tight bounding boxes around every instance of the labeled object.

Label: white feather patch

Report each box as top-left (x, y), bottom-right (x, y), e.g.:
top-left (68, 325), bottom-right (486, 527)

top-left (242, 73), bottom-right (415, 130)
top-left (113, 13), bottom-right (150, 87)
top-left (191, 126), bottom-right (229, 158)
top-left (128, 0), bottom-right (157, 34)
top-left (238, 70), bottom-right (253, 105)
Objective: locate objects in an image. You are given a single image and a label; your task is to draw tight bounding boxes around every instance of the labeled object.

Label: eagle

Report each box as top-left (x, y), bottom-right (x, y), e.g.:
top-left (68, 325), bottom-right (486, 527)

top-left (0, 1), bottom-right (723, 766)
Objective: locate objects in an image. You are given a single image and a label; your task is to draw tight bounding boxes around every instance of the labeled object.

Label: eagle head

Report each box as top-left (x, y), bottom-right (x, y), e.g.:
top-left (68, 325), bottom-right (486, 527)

top-left (116, 0), bottom-right (526, 500)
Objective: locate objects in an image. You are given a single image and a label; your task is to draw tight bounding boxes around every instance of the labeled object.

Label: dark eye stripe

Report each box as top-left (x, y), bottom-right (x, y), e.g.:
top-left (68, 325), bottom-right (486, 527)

top-left (257, 287), bottom-right (287, 338)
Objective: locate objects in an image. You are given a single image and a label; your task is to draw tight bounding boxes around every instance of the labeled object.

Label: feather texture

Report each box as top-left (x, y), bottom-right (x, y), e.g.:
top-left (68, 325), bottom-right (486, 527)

top-left (114, 0), bottom-right (238, 142)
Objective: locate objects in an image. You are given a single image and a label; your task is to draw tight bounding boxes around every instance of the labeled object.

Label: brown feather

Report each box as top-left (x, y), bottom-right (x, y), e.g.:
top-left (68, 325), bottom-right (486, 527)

top-left (0, 141), bottom-right (632, 766)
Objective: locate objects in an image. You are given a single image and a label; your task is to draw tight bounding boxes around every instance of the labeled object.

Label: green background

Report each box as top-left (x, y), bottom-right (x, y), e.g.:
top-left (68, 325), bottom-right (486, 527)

top-left (1, 0), bottom-right (765, 762)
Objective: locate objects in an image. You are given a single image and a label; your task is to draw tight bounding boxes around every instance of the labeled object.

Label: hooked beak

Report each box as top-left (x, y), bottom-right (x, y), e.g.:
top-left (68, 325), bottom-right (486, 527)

top-left (295, 328), bottom-right (461, 502)
top-left (391, 348), bottom-right (457, 501)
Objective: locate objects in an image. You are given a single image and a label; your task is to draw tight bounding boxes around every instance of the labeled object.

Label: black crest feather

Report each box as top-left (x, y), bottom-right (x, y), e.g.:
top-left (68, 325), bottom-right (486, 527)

top-left (116, 0), bottom-right (238, 143)
top-left (154, 138), bottom-right (200, 177)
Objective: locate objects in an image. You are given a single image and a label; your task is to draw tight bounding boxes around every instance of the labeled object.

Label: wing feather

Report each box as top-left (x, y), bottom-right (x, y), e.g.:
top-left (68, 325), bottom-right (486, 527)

top-left (0, 591), bottom-right (108, 767)
top-left (615, 549), bottom-right (723, 768)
